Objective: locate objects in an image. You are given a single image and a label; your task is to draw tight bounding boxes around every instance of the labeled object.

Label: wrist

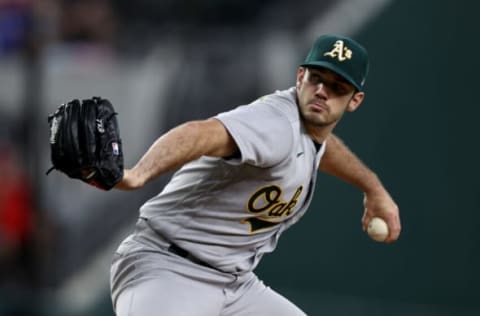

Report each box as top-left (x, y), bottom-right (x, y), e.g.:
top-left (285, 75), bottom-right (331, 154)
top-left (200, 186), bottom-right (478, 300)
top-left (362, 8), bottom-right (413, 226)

top-left (361, 173), bottom-right (386, 196)
top-left (115, 168), bottom-right (145, 190)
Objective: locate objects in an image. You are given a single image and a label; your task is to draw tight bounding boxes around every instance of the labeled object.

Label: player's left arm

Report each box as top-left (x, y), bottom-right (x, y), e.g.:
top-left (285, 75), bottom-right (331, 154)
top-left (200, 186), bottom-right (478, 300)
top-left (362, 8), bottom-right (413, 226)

top-left (115, 118), bottom-right (237, 190)
top-left (319, 133), bottom-right (401, 243)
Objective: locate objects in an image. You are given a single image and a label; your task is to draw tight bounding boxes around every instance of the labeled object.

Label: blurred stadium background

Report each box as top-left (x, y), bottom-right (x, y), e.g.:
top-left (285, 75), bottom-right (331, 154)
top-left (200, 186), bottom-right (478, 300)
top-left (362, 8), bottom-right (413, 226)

top-left (0, 0), bottom-right (479, 315)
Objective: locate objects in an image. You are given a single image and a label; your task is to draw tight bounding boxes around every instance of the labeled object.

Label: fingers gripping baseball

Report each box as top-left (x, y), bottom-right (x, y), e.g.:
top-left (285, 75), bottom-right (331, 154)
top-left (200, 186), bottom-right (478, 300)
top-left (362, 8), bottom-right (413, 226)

top-left (362, 191), bottom-right (401, 243)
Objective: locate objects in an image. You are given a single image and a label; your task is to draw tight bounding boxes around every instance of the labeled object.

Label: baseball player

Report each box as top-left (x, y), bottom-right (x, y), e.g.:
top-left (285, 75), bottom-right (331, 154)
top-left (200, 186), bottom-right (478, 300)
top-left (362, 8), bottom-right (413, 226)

top-left (110, 34), bottom-right (401, 315)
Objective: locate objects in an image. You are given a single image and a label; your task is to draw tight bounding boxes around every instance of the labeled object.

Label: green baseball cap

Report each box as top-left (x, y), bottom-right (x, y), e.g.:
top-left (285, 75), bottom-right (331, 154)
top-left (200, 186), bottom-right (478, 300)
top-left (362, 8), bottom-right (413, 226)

top-left (301, 34), bottom-right (369, 91)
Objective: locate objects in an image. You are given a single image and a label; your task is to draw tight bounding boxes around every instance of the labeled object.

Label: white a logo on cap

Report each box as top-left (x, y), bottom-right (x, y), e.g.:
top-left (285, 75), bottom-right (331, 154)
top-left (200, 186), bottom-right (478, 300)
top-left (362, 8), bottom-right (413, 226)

top-left (324, 40), bottom-right (352, 62)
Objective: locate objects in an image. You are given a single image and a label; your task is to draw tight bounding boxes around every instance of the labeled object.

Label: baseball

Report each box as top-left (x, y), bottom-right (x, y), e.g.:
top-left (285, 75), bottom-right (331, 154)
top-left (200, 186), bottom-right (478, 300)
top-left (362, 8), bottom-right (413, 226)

top-left (367, 217), bottom-right (389, 242)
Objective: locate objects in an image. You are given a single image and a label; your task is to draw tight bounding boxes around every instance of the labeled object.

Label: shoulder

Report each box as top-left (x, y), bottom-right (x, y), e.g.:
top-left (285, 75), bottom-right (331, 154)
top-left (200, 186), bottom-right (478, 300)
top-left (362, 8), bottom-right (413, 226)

top-left (217, 87), bottom-right (299, 125)
top-left (251, 87), bottom-right (299, 120)
top-left (214, 88), bottom-right (299, 167)
top-left (216, 87), bottom-right (299, 136)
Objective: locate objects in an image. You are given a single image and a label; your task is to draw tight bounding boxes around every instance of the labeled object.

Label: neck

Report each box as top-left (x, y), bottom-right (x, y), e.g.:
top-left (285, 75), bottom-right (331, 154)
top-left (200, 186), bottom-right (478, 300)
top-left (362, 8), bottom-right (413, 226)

top-left (304, 122), bottom-right (336, 144)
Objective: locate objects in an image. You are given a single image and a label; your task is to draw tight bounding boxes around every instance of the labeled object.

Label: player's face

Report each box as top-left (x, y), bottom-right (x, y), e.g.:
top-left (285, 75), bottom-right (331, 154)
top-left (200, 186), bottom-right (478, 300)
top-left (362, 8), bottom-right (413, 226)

top-left (296, 67), bottom-right (364, 127)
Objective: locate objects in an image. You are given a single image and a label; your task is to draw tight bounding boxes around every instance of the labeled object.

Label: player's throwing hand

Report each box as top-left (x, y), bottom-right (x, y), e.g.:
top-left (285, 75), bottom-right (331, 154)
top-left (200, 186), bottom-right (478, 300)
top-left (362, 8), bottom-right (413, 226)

top-left (362, 189), bottom-right (401, 243)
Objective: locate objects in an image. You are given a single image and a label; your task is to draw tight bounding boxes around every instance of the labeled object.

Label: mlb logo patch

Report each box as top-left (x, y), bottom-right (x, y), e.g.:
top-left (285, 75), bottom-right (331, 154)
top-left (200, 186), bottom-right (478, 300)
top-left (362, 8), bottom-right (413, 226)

top-left (112, 142), bottom-right (119, 155)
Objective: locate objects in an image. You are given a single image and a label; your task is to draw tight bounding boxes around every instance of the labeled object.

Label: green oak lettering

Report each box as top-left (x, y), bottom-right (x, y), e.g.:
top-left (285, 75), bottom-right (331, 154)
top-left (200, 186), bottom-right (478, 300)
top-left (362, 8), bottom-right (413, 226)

top-left (243, 185), bottom-right (303, 233)
top-left (247, 185), bottom-right (282, 213)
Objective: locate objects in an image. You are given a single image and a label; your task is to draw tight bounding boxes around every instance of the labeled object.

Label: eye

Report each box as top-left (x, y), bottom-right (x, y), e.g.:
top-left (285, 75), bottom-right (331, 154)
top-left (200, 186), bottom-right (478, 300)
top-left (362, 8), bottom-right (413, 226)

top-left (332, 83), bottom-right (346, 95)
top-left (308, 73), bottom-right (321, 85)
top-left (331, 82), bottom-right (353, 96)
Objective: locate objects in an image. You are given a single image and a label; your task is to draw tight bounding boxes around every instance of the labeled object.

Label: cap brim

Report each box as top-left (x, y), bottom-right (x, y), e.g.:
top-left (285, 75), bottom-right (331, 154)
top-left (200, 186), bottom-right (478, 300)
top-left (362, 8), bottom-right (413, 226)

top-left (300, 61), bottom-right (362, 91)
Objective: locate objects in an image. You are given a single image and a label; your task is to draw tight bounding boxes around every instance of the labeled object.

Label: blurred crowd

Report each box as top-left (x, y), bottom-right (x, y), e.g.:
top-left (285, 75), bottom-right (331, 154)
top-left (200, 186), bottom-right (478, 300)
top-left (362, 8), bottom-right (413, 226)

top-left (0, 1), bottom-right (117, 314)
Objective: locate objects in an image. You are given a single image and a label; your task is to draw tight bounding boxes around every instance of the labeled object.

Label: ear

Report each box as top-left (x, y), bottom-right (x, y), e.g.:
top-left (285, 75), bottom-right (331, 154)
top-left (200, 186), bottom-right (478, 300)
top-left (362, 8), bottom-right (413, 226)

top-left (296, 67), bottom-right (306, 90)
top-left (346, 91), bottom-right (365, 112)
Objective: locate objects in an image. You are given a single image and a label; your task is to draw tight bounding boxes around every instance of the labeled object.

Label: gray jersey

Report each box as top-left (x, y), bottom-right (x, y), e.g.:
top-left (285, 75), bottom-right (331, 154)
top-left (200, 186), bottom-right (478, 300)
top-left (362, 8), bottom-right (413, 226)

top-left (139, 87), bottom-right (326, 273)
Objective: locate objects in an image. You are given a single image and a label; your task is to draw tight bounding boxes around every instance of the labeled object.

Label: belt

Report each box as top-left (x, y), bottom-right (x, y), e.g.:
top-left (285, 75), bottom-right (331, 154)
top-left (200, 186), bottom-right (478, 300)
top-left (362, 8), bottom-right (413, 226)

top-left (136, 217), bottom-right (216, 270)
top-left (167, 243), bottom-right (215, 270)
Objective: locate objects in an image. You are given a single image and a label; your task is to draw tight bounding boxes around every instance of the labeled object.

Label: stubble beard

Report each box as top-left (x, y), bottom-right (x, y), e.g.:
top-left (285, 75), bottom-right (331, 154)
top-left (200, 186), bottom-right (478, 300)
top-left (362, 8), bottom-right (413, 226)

top-left (301, 106), bottom-right (339, 128)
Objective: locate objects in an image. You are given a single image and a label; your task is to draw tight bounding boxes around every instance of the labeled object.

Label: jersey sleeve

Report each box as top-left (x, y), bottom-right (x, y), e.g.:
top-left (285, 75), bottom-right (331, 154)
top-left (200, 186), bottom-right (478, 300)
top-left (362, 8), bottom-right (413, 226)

top-left (215, 100), bottom-right (294, 167)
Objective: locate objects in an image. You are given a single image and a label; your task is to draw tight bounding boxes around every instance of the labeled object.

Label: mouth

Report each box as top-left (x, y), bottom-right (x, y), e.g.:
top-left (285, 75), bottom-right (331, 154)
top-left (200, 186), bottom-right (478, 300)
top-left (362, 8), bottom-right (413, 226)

top-left (309, 101), bottom-right (328, 113)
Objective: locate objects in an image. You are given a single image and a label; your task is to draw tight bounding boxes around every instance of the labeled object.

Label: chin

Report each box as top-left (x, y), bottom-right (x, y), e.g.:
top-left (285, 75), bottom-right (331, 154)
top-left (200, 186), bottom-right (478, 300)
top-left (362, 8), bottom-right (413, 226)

top-left (303, 114), bottom-right (326, 126)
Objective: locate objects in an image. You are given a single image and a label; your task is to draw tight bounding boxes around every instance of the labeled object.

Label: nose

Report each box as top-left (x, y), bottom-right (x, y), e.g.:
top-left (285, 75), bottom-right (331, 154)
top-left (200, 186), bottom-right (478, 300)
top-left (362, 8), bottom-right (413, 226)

top-left (314, 83), bottom-right (328, 98)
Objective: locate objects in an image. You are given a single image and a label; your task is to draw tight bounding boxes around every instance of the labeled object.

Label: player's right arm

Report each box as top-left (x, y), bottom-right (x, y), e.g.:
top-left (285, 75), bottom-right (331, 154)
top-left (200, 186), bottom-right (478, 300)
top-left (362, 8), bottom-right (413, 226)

top-left (320, 134), bottom-right (401, 243)
top-left (115, 118), bottom-right (237, 190)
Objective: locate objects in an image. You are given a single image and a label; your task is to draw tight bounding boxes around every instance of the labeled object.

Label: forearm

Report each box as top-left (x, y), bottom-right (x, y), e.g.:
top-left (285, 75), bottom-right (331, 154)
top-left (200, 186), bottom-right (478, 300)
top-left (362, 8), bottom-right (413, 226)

top-left (116, 119), bottom-right (236, 190)
top-left (320, 134), bottom-right (401, 241)
top-left (136, 122), bottom-right (205, 185)
top-left (319, 134), bottom-right (385, 195)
